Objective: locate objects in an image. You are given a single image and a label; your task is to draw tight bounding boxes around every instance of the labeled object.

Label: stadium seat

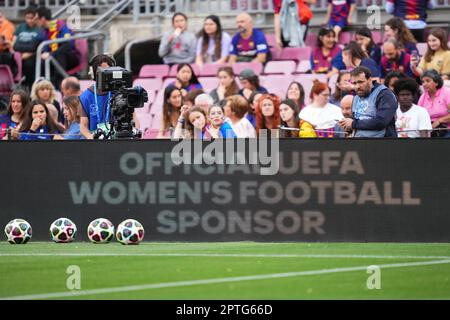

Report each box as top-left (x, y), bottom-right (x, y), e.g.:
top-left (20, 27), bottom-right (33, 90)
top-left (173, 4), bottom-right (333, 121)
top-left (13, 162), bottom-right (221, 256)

top-left (13, 52), bottom-right (22, 83)
top-left (138, 64), bottom-right (170, 78)
top-left (263, 60), bottom-right (296, 75)
top-left (133, 78), bottom-right (163, 92)
top-left (293, 74), bottom-right (328, 105)
top-left (169, 64), bottom-right (201, 77)
top-left (232, 62), bottom-right (263, 76)
top-left (295, 60), bottom-right (311, 73)
top-left (338, 32), bottom-right (352, 45)
top-left (270, 47), bottom-right (282, 60)
top-left (305, 33), bottom-right (316, 47)
top-left (260, 74), bottom-right (294, 98)
top-left (0, 65), bottom-right (14, 97)
top-left (67, 39), bottom-right (88, 75)
top-left (198, 63), bottom-right (229, 76)
top-left (279, 47), bottom-right (312, 62)
top-left (136, 112), bottom-right (152, 134)
top-left (417, 43), bottom-right (427, 56)
top-left (198, 77), bottom-right (219, 92)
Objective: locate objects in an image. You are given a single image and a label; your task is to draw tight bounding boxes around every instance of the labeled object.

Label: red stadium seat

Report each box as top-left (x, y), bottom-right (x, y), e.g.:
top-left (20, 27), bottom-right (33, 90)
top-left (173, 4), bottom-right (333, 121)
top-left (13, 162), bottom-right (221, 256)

top-left (261, 74), bottom-right (294, 98)
top-left (198, 77), bottom-right (219, 92)
top-left (67, 39), bottom-right (88, 75)
top-left (279, 47), bottom-right (312, 62)
top-left (198, 63), bottom-right (229, 76)
top-left (232, 62), bottom-right (263, 76)
top-left (133, 78), bottom-right (163, 92)
top-left (295, 60), bottom-right (311, 74)
top-left (169, 64), bottom-right (201, 77)
top-left (270, 47), bottom-right (282, 60)
top-left (305, 33), bottom-right (317, 47)
top-left (13, 52), bottom-right (22, 83)
top-left (138, 64), bottom-right (170, 78)
top-left (0, 65), bottom-right (14, 96)
top-left (263, 60), bottom-right (297, 75)
top-left (338, 32), bottom-right (352, 45)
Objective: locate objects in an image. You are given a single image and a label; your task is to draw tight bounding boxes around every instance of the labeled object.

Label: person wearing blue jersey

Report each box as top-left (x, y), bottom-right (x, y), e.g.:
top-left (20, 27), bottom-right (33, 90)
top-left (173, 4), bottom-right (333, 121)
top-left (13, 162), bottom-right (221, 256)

top-left (229, 13), bottom-right (269, 64)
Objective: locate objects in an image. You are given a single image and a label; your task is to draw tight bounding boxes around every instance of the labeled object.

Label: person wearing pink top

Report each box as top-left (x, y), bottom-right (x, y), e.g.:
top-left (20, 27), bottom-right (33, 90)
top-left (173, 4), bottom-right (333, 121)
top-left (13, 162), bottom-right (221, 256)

top-left (418, 70), bottom-right (450, 137)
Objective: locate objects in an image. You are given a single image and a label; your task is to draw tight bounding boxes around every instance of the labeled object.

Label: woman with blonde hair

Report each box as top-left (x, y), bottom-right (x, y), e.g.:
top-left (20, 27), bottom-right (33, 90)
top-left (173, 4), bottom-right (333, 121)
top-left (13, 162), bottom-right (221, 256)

top-left (31, 78), bottom-right (63, 123)
top-left (54, 96), bottom-right (84, 140)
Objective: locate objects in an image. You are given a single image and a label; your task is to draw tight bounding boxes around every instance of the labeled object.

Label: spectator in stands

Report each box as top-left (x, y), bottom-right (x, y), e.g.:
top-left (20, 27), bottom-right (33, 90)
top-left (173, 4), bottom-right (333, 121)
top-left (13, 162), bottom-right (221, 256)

top-left (20, 100), bottom-right (60, 140)
top-left (238, 68), bottom-right (268, 100)
top-left (210, 66), bottom-right (240, 104)
top-left (173, 106), bottom-right (208, 139)
top-left (195, 15), bottom-right (231, 66)
top-left (355, 27), bottom-right (381, 66)
top-left (171, 63), bottom-right (203, 97)
top-left (384, 18), bottom-right (418, 54)
top-left (332, 41), bottom-right (380, 81)
top-left (286, 81), bottom-right (305, 110)
top-left (60, 76), bottom-right (81, 97)
top-left (36, 7), bottom-right (80, 88)
top-left (418, 69), bottom-right (450, 136)
top-left (0, 10), bottom-right (18, 78)
top-left (340, 94), bottom-right (353, 118)
top-left (158, 85), bottom-right (183, 139)
top-left (12, 6), bottom-right (44, 90)
top-left (247, 91), bottom-right (263, 127)
top-left (279, 99), bottom-right (300, 138)
top-left (158, 12), bottom-right (196, 65)
top-left (229, 13), bottom-right (269, 64)
top-left (205, 104), bottom-right (236, 138)
top-left (380, 38), bottom-right (414, 80)
top-left (394, 78), bottom-right (432, 138)
top-left (330, 70), bottom-right (353, 106)
top-left (194, 93), bottom-right (214, 114)
top-left (411, 28), bottom-right (450, 78)
top-left (385, 0), bottom-right (435, 42)
top-left (300, 79), bottom-right (343, 137)
top-left (31, 78), bottom-right (63, 123)
top-left (224, 95), bottom-right (256, 138)
top-left (384, 70), bottom-right (408, 92)
top-left (53, 95), bottom-right (83, 140)
top-left (1, 89), bottom-right (29, 140)
top-left (255, 93), bottom-right (281, 137)
top-left (311, 28), bottom-right (341, 75)
top-left (323, 0), bottom-right (356, 40)
top-left (273, 0), bottom-right (316, 47)
top-left (184, 88), bottom-right (205, 108)
top-left (339, 66), bottom-right (398, 137)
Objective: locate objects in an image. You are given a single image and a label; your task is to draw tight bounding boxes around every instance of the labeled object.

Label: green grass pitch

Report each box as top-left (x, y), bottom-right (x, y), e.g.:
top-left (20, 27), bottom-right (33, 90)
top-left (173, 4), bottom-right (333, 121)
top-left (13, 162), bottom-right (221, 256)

top-left (0, 242), bottom-right (449, 300)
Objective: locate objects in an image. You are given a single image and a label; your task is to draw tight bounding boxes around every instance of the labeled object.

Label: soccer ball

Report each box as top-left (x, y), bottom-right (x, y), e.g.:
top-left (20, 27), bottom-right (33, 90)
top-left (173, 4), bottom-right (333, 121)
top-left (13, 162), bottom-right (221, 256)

top-left (116, 219), bottom-right (144, 245)
top-left (4, 219), bottom-right (32, 244)
top-left (50, 218), bottom-right (77, 243)
top-left (87, 218), bottom-right (114, 244)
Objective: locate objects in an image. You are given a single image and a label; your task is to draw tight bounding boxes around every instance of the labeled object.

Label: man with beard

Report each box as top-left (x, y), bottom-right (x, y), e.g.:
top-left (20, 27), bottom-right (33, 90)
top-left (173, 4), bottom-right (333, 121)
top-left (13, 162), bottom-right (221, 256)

top-left (339, 66), bottom-right (398, 137)
top-left (380, 38), bottom-right (414, 80)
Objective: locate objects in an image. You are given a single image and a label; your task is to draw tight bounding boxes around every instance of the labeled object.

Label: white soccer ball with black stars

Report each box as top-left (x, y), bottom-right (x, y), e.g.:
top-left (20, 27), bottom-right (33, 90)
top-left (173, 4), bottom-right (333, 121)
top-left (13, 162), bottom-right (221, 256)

top-left (50, 218), bottom-right (77, 243)
top-left (4, 219), bottom-right (32, 244)
top-left (116, 219), bottom-right (144, 245)
top-left (87, 218), bottom-right (115, 244)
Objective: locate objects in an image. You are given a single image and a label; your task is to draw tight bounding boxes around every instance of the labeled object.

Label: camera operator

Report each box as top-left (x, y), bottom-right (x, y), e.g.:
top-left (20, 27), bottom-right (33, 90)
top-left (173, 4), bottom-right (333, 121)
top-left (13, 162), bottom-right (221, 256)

top-left (79, 54), bottom-right (140, 139)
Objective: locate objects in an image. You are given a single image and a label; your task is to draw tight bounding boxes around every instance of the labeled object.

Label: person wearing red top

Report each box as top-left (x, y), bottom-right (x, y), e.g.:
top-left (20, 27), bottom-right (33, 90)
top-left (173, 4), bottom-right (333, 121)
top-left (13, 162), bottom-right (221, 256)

top-left (273, 0), bottom-right (316, 48)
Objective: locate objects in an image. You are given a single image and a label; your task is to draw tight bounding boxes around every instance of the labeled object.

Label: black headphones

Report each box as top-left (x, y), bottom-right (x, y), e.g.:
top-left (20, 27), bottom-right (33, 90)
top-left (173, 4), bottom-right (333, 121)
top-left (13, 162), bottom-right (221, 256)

top-left (88, 53), bottom-right (117, 79)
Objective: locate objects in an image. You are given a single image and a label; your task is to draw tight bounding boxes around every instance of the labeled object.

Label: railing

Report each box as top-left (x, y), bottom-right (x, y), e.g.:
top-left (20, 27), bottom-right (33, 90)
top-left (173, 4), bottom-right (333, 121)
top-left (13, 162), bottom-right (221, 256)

top-left (34, 30), bottom-right (108, 82)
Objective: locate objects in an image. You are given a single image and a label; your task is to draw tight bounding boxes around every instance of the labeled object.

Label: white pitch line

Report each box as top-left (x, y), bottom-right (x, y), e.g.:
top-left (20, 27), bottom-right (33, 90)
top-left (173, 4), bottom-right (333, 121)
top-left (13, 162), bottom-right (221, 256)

top-left (2, 259), bottom-right (450, 300)
top-left (0, 252), bottom-right (450, 260)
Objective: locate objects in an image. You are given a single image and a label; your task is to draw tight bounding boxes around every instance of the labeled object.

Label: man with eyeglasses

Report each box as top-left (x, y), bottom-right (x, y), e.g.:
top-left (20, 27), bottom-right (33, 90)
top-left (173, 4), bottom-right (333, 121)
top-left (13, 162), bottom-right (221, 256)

top-left (339, 66), bottom-right (398, 137)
